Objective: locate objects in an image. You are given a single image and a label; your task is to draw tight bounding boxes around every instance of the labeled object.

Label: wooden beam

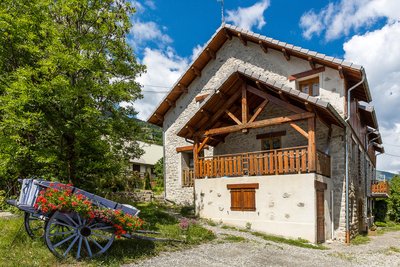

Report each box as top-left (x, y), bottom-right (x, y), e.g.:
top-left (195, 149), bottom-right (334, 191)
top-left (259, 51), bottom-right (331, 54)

top-left (198, 136), bottom-right (210, 153)
top-left (289, 122), bottom-right (308, 139)
top-left (153, 113), bottom-right (163, 123)
top-left (307, 117), bottom-right (316, 172)
top-left (247, 85), bottom-right (306, 114)
top-left (278, 91), bottom-right (288, 102)
top-left (195, 93), bottom-right (209, 102)
top-left (255, 81), bottom-right (263, 91)
top-left (241, 84), bottom-right (248, 124)
top-left (338, 66), bottom-right (344, 79)
top-left (217, 90), bottom-right (228, 101)
top-left (237, 33), bottom-right (247, 46)
top-left (186, 125), bottom-right (195, 136)
top-left (202, 90), bottom-right (242, 130)
top-left (203, 112), bottom-right (314, 136)
top-left (176, 145), bottom-right (208, 153)
top-left (288, 66), bottom-right (325, 81)
top-left (206, 47), bottom-right (216, 60)
top-left (224, 29), bottom-right (232, 40)
top-left (201, 108), bottom-right (212, 119)
top-left (308, 57), bottom-right (316, 70)
top-left (282, 48), bottom-right (290, 61)
top-left (177, 83), bottom-right (188, 93)
top-left (249, 99), bottom-right (269, 123)
top-left (225, 109), bottom-right (242, 125)
top-left (304, 102), bottom-right (313, 112)
top-left (193, 139), bottom-right (199, 178)
top-left (191, 66), bottom-right (201, 77)
top-left (259, 41), bottom-right (268, 53)
top-left (165, 99), bottom-right (175, 107)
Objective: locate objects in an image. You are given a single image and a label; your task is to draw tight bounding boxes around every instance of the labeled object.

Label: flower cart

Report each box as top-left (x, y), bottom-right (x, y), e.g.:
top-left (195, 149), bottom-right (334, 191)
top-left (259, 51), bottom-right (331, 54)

top-left (6, 179), bottom-right (162, 259)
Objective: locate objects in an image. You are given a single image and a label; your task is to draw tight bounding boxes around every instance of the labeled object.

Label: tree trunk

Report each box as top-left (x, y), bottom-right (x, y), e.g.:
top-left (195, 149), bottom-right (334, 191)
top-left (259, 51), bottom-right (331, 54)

top-left (63, 133), bottom-right (76, 184)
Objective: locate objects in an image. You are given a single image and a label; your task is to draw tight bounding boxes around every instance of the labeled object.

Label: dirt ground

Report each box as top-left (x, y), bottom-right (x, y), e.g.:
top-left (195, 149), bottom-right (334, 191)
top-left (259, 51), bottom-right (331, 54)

top-left (126, 225), bottom-right (400, 267)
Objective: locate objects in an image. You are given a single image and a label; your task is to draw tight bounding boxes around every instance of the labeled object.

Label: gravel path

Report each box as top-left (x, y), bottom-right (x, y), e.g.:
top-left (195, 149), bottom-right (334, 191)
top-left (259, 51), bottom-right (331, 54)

top-left (125, 225), bottom-right (400, 267)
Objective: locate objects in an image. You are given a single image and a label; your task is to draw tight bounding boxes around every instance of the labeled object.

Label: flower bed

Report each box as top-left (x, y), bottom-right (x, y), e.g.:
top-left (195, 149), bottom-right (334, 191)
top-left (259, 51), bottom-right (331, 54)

top-left (34, 183), bottom-right (144, 237)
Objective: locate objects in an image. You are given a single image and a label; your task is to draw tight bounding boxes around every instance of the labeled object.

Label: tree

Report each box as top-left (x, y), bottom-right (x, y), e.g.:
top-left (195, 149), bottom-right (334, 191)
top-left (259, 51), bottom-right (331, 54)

top-left (0, 0), bottom-right (145, 191)
top-left (387, 175), bottom-right (400, 222)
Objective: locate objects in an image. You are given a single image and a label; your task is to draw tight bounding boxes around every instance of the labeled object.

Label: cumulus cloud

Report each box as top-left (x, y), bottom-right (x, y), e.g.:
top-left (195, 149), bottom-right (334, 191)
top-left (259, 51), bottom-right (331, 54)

top-left (130, 20), bottom-right (172, 50)
top-left (343, 22), bottom-right (400, 172)
top-left (300, 0), bottom-right (400, 41)
top-left (226, 0), bottom-right (270, 30)
top-left (133, 48), bottom-right (189, 121)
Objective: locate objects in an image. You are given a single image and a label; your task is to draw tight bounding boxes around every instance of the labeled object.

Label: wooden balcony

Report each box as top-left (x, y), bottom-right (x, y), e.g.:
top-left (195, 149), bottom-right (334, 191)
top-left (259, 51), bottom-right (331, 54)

top-left (195, 146), bottom-right (330, 179)
top-left (371, 181), bottom-right (390, 198)
top-left (182, 168), bottom-right (195, 187)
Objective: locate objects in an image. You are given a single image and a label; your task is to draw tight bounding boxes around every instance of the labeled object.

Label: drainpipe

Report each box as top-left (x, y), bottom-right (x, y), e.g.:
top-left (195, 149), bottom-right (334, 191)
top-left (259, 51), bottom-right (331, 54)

top-left (344, 68), bottom-right (366, 244)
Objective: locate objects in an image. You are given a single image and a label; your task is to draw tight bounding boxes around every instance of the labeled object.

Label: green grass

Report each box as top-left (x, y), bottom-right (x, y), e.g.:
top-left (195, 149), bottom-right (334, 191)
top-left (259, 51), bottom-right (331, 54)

top-left (387, 246), bottom-right (400, 254)
top-left (350, 234), bottom-right (370, 245)
top-left (329, 252), bottom-right (355, 261)
top-left (376, 221), bottom-right (400, 235)
top-left (250, 231), bottom-right (328, 250)
top-left (220, 224), bottom-right (237, 230)
top-left (221, 234), bottom-right (247, 243)
top-left (0, 202), bottom-right (215, 267)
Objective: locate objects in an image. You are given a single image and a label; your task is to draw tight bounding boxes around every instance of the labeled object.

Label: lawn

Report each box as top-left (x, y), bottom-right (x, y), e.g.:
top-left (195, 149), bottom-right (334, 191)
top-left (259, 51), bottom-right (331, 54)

top-left (0, 202), bottom-right (215, 267)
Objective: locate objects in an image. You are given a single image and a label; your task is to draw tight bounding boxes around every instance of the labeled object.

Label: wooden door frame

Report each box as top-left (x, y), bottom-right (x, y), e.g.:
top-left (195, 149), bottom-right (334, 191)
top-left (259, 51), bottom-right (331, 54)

top-left (315, 181), bottom-right (327, 243)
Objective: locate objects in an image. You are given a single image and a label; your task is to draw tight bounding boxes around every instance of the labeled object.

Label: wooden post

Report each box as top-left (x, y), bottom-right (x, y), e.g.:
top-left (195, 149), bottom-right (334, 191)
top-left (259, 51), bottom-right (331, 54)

top-left (193, 138), bottom-right (199, 178)
top-left (241, 84), bottom-right (248, 124)
top-left (308, 117), bottom-right (316, 172)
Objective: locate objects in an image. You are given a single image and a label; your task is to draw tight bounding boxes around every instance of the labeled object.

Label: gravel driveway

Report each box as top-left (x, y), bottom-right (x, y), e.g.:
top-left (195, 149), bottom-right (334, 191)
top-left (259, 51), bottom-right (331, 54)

top-left (125, 225), bottom-right (400, 267)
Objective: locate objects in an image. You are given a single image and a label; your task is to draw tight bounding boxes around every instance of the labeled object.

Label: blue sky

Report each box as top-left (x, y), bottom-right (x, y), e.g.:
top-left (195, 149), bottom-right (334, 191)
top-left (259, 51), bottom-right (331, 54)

top-left (129, 0), bottom-right (400, 173)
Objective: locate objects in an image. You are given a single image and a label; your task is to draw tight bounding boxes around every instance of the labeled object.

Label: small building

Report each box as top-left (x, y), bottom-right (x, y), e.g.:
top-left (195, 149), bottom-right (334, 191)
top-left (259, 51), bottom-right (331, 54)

top-left (130, 141), bottom-right (163, 178)
top-left (148, 24), bottom-right (385, 243)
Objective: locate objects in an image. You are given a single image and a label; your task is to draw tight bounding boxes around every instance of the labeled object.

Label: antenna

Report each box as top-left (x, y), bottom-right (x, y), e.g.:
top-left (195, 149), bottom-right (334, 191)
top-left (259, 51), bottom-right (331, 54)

top-left (217, 0), bottom-right (225, 24)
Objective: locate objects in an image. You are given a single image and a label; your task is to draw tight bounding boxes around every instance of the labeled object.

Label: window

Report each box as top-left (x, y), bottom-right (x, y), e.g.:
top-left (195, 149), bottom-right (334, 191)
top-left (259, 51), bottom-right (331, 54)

top-left (132, 164), bottom-right (140, 172)
top-left (298, 77), bottom-right (319, 96)
top-left (227, 183), bottom-right (259, 211)
top-left (261, 137), bottom-right (281, 150)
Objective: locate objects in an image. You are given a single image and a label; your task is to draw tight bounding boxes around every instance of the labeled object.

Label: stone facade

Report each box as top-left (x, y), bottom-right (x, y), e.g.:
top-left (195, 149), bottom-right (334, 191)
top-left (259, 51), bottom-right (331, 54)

top-left (161, 35), bottom-right (376, 241)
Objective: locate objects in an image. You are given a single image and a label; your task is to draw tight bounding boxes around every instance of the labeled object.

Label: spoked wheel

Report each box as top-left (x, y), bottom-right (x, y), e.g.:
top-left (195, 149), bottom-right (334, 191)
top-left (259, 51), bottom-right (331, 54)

top-left (44, 211), bottom-right (115, 259)
top-left (24, 212), bottom-right (46, 239)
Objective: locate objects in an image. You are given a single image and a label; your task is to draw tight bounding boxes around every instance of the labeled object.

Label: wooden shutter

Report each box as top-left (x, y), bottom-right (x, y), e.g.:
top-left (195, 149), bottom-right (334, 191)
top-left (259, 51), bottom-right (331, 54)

top-left (230, 189), bottom-right (242, 211)
top-left (227, 183), bottom-right (259, 211)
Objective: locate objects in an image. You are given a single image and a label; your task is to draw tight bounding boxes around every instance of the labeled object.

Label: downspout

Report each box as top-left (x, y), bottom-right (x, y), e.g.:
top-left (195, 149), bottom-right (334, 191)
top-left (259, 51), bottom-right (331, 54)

top-left (344, 68), bottom-right (366, 244)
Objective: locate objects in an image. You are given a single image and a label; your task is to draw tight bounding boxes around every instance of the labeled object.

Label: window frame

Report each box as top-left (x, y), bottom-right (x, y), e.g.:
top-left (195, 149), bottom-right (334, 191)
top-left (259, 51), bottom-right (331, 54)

top-left (298, 77), bottom-right (320, 96)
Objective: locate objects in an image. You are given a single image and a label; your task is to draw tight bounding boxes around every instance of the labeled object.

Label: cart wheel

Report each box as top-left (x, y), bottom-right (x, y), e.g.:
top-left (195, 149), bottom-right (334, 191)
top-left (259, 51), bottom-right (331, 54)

top-left (24, 212), bottom-right (45, 239)
top-left (44, 211), bottom-right (115, 259)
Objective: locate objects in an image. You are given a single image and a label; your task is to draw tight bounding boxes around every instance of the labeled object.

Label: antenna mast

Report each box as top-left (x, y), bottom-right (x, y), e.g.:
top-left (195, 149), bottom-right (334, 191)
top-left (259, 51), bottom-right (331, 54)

top-left (217, 0), bottom-right (225, 24)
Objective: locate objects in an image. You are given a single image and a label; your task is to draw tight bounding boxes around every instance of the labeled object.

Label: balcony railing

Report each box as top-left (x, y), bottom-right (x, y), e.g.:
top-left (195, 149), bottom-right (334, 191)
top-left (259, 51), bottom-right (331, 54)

top-left (195, 146), bottom-right (331, 179)
top-left (182, 168), bottom-right (195, 187)
top-left (371, 181), bottom-right (390, 197)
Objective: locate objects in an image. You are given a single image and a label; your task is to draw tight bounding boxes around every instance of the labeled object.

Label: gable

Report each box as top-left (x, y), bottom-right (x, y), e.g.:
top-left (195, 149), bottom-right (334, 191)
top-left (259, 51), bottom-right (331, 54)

top-left (147, 24), bottom-right (372, 127)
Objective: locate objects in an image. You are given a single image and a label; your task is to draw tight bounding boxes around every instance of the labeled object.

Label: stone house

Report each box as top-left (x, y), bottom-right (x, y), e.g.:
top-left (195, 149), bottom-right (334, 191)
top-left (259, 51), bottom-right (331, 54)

top-left (147, 24), bottom-right (385, 243)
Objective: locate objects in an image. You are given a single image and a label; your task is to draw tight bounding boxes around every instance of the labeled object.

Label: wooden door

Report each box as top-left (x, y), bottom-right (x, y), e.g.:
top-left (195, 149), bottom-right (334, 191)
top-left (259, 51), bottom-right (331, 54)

top-left (316, 189), bottom-right (325, 243)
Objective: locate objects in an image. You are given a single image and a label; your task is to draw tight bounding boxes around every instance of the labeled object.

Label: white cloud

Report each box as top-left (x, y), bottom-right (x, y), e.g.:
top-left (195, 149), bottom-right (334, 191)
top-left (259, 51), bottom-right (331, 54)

top-left (226, 0), bottom-right (270, 31)
top-left (130, 20), bottom-right (172, 49)
top-left (133, 48), bottom-right (189, 121)
top-left (191, 44), bottom-right (204, 62)
top-left (343, 22), bottom-right (400, 172)
top-left (144, 0), bottom-right (156, 10)
top-left (300, 0), bottom-right (400, 41)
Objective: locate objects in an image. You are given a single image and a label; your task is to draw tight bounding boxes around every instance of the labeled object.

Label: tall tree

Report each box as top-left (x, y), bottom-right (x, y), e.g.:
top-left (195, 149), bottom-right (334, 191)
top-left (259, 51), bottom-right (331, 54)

top-left (0, 0), bottom-right (145, 190)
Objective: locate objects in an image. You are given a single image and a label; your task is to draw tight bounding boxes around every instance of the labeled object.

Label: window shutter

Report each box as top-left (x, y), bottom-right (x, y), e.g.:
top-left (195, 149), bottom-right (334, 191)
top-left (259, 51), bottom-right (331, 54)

top-left (230, 189), bottom-right (242, 211)
top-left (227, 183), bottom-right (258, 212)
